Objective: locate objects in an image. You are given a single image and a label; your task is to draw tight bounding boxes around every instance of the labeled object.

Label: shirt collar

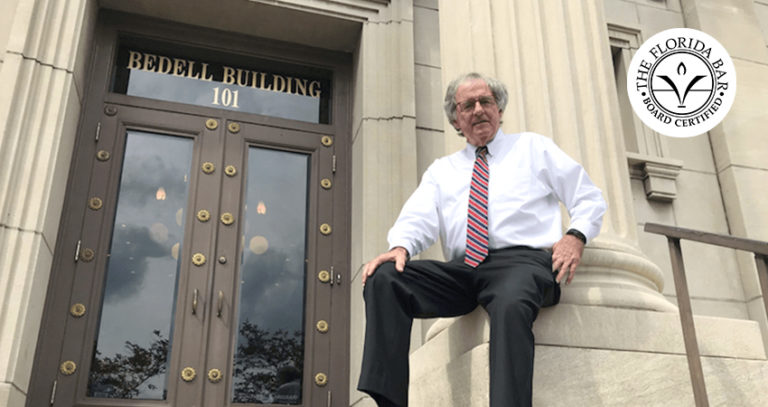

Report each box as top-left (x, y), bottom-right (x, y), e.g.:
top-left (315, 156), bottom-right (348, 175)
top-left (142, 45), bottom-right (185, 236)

top-left (463, 129), bottom-right (505, 161)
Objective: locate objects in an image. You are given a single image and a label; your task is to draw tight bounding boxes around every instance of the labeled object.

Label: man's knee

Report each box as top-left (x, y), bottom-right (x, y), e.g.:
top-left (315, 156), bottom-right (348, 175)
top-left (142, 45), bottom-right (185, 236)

top-left (489, 295), bottom-right (538, 327)
top-left (363, 262), bottom-right (399, 298)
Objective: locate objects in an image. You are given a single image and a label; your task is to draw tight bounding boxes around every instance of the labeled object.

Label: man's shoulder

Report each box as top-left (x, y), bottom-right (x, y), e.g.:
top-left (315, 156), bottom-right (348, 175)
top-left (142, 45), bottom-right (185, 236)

top-left (514, 131), bottom-right (549, 143)
top-left (430, 147), bottom-right (468, 168)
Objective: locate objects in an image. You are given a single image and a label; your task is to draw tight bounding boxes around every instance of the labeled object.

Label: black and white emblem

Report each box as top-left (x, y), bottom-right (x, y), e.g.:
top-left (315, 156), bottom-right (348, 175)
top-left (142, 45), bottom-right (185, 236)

top-left (627, 28), bottom-right (736, 138)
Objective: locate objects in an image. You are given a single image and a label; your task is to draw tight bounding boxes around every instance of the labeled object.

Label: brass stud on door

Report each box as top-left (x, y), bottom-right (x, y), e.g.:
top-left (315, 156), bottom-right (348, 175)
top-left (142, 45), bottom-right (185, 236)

top-left (197, 209), bottom-right (211, 222)
top-left (70, 303), bottom-right (86, 318)
top-left (80, 248), bottom-right (95, 262)
top-left (104, 105), bottom-right (118, 116)
top-left (88, 197), bottom-right (103, 210)
top-left (205, 119), bottom-right (218, 130)
top-left (181, 367), bottom-right (196, 382)
top-left (192, 253), bottom-right (206, 266)
top-left (220, 213), bottom-right (234, 226)
top-left (60, 361), bottom-right (77, 376)
top-left (316, 320), bottom-right (329, 333)
top-left (320, 223), bottom-right (332, 235)
top-left (96, 150), bottom-right (111, 161)
top-left (201, 162), bottom-right (215, 174)
top-left (314, 372), bottom-right (328, 387)
top-left (318, 270), bottom-right (331, 283)
top-left (208, 368), bottom-right (223, 383)
top-left (321, 178), bottom-right (332, 189)
top-left (228, 122), bottom-right (240, 133)
top-left (224, 165), bottom-right (237, 177)
top-left (321, 136), bottom-right (333, 147)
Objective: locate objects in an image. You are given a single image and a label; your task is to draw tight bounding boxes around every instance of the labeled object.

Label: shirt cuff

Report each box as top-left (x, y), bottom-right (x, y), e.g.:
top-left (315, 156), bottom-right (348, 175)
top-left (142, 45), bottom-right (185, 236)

top-left (388, 240), bottom-right (415, 258)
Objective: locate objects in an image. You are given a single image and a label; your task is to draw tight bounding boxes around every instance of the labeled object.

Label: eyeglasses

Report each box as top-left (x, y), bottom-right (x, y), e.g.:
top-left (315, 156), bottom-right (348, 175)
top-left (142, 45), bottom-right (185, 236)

top-left (456, 96), bottom-right (497, 113)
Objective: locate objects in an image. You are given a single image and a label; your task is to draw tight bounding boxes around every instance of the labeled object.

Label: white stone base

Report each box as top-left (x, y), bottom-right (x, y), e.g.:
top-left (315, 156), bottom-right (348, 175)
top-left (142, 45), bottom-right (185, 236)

top-left (0, 382), bottom-right (25, 407)
top-left (409, 305), bottom-right (768, 406)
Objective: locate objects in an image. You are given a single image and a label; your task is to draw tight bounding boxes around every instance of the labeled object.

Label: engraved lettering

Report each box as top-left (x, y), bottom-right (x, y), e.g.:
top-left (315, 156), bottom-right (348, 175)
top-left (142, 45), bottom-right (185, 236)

top-left (272, 74), bottom-right (286, 92)
top-left (127, 50), bottom-right (142, 70)
top-left (186, 60), bottom-right (200, 79)
top-left (158, 56), bottom-right (173, 74)
top-left (222, 67), bottom-right (236, 85)
top-left (259, 72), bottom-right (272, 91)
top-left (309, 80), bottom-right (321, 98)
top-left (236, 68), bottom-right (249, 87)
top-left (295, 77), bottom-right (308, 96)
top-left (143, 53), bottom-right (158, 72)
top-left (200, 63), bottom-right (214, 82)
top-left (172, 58), bottom-right (186, 77)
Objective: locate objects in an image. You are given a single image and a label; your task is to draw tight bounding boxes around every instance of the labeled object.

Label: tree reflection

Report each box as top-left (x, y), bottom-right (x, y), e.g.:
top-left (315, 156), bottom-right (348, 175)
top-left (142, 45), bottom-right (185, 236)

top-left (233, 321), bottom-right (304, 404)
top-left (88, 330), bottom-right (169, 398)
top-left (86, 323), bottom-right (304, 403)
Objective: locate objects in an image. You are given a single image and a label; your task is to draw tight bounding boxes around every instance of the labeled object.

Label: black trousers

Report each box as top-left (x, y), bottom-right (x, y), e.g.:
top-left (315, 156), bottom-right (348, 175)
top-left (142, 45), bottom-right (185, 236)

top-left (357, 246), bottom-right (560, 407)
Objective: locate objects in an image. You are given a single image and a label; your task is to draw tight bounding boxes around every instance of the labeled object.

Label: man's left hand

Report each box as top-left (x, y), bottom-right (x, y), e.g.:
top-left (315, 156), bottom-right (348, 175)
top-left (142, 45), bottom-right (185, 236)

top-left (551, 235), bottom-right (585, 285)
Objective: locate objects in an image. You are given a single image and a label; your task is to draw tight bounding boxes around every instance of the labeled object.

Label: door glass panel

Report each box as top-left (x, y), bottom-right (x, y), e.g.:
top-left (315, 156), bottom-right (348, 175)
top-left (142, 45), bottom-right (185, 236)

top-left (87, 131), bottom-right (193, 399)
top-left (232, 147), bottom-right (309, 404)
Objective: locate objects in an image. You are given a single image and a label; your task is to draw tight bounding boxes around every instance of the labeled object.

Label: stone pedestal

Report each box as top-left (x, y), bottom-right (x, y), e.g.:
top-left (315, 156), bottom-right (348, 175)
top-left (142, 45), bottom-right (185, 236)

top-left (410, 305), bottom-right (768, 406)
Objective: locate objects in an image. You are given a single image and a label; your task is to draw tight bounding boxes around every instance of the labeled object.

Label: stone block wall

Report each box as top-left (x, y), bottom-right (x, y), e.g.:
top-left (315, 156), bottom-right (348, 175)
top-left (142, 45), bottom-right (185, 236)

top-left (606, 0), bottom-right (768, 329)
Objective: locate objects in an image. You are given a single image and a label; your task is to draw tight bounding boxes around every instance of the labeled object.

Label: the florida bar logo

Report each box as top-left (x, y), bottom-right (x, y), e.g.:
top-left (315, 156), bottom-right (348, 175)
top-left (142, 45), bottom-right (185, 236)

top-left (627, 28), bottom-right (736, 138)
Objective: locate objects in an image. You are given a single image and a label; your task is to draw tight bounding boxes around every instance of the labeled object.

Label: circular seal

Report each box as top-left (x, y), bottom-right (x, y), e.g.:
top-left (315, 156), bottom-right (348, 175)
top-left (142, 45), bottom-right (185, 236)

top-left (627, 28), bottom-right (736, 138)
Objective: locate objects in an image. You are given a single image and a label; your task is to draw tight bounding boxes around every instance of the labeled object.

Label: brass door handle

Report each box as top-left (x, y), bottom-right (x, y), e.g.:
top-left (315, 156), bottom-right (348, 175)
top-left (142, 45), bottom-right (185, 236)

top-left (192, 289), bottom-right (199, 315)
top-left (217, 290), bottom-right (224, 317)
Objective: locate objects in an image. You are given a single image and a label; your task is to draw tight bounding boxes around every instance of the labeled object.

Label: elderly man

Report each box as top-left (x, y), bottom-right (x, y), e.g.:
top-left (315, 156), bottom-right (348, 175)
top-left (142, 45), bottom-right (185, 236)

top-left (357, 73), bottom-right (606, 407)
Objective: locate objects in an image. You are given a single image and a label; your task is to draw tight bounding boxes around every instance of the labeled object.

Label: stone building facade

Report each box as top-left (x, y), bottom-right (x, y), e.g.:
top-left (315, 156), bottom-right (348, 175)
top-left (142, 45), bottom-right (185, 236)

top-left (1, 0), bottom-right (767, 406)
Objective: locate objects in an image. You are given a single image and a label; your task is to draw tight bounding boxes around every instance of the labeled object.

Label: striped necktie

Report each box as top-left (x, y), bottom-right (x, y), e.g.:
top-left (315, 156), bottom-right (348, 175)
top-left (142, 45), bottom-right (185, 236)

top-left (465, 146), bottom-right (489, 268)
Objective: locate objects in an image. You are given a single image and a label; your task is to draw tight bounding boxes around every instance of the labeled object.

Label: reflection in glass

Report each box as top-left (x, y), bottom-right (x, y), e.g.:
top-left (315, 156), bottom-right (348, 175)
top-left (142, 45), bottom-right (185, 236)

top-left (232, 148), bottom-right (309, 404)
top-left (87, 131), bottom-right (192, 399)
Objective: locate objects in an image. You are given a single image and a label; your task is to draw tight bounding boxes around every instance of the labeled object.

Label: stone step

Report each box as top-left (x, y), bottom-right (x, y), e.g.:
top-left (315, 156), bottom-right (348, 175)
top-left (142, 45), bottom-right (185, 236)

top-left (409, 304), bottom-right (768, 406)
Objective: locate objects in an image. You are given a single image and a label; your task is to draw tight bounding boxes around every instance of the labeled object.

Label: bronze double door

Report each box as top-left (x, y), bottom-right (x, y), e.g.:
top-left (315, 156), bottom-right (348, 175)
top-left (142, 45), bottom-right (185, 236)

top-left (38, 103), bottom-right (346, 406)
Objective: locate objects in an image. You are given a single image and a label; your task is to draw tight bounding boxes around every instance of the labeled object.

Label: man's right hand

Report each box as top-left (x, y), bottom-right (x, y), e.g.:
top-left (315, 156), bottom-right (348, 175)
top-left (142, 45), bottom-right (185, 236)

top-left (361, 246), bottom-right (409, 285)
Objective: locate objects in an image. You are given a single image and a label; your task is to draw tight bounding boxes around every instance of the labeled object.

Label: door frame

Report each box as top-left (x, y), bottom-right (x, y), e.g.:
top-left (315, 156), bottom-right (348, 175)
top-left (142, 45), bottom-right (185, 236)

top-left (27, 9), bottom-right (352, 407)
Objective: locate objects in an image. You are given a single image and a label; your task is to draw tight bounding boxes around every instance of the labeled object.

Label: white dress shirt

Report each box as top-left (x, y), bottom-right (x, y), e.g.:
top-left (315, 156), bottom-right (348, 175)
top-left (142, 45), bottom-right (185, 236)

top-left (387, 130), bottom-right (606, 262)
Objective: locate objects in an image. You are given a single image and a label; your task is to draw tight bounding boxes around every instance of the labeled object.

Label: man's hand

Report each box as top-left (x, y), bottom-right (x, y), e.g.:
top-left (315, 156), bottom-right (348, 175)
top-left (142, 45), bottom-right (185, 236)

top-left (551, 235), bottom-right (585, 285)
top-left (361, 246), bottom-right (409, 285)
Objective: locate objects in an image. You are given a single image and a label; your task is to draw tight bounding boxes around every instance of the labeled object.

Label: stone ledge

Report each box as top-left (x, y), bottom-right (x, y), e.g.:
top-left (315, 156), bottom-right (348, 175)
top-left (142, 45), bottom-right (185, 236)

top-left (412, 304), bottom-right (766, 380)
top-left (410, 344), bottom-right (768, 407)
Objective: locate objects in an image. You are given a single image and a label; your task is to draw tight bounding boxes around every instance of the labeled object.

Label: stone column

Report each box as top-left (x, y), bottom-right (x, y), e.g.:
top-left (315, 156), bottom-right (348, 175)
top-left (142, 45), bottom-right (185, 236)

top-left (349, 1), bottom-right (418, 406)
top-left (0, 0), bottom-right (95, 405)
top-left (438, 0), bottom-right (676, 312)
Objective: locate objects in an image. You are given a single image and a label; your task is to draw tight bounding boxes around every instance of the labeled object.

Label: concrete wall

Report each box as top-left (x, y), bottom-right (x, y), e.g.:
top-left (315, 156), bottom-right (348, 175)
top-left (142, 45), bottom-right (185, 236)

top-left (606, 0), bottom-right (768, 327)
top-left (756, 0), bottom-right (768, 46)
top-left (0, 0), bottom-right (97, 405)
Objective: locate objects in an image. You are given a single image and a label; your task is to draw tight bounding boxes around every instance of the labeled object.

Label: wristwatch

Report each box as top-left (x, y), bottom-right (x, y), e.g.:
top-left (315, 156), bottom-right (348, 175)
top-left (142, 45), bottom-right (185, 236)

top-left (565, 228), bottom-right (587, 244)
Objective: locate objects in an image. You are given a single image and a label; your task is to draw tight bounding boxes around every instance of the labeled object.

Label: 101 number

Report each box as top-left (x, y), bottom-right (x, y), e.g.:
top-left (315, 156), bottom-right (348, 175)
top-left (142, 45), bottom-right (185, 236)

top-left (212, 87), bottom-right (240, 108)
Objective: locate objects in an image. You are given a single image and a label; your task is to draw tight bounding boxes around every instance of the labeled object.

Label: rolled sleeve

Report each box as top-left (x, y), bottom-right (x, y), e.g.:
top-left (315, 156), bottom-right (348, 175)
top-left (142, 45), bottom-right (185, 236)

top-left (538, 136), bottom-right (607, 243)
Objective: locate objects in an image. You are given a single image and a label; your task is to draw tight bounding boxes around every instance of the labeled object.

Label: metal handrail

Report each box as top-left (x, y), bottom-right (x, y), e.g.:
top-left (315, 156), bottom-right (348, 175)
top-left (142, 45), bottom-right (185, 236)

top-left (644, 222), bottom-right (768, 407)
